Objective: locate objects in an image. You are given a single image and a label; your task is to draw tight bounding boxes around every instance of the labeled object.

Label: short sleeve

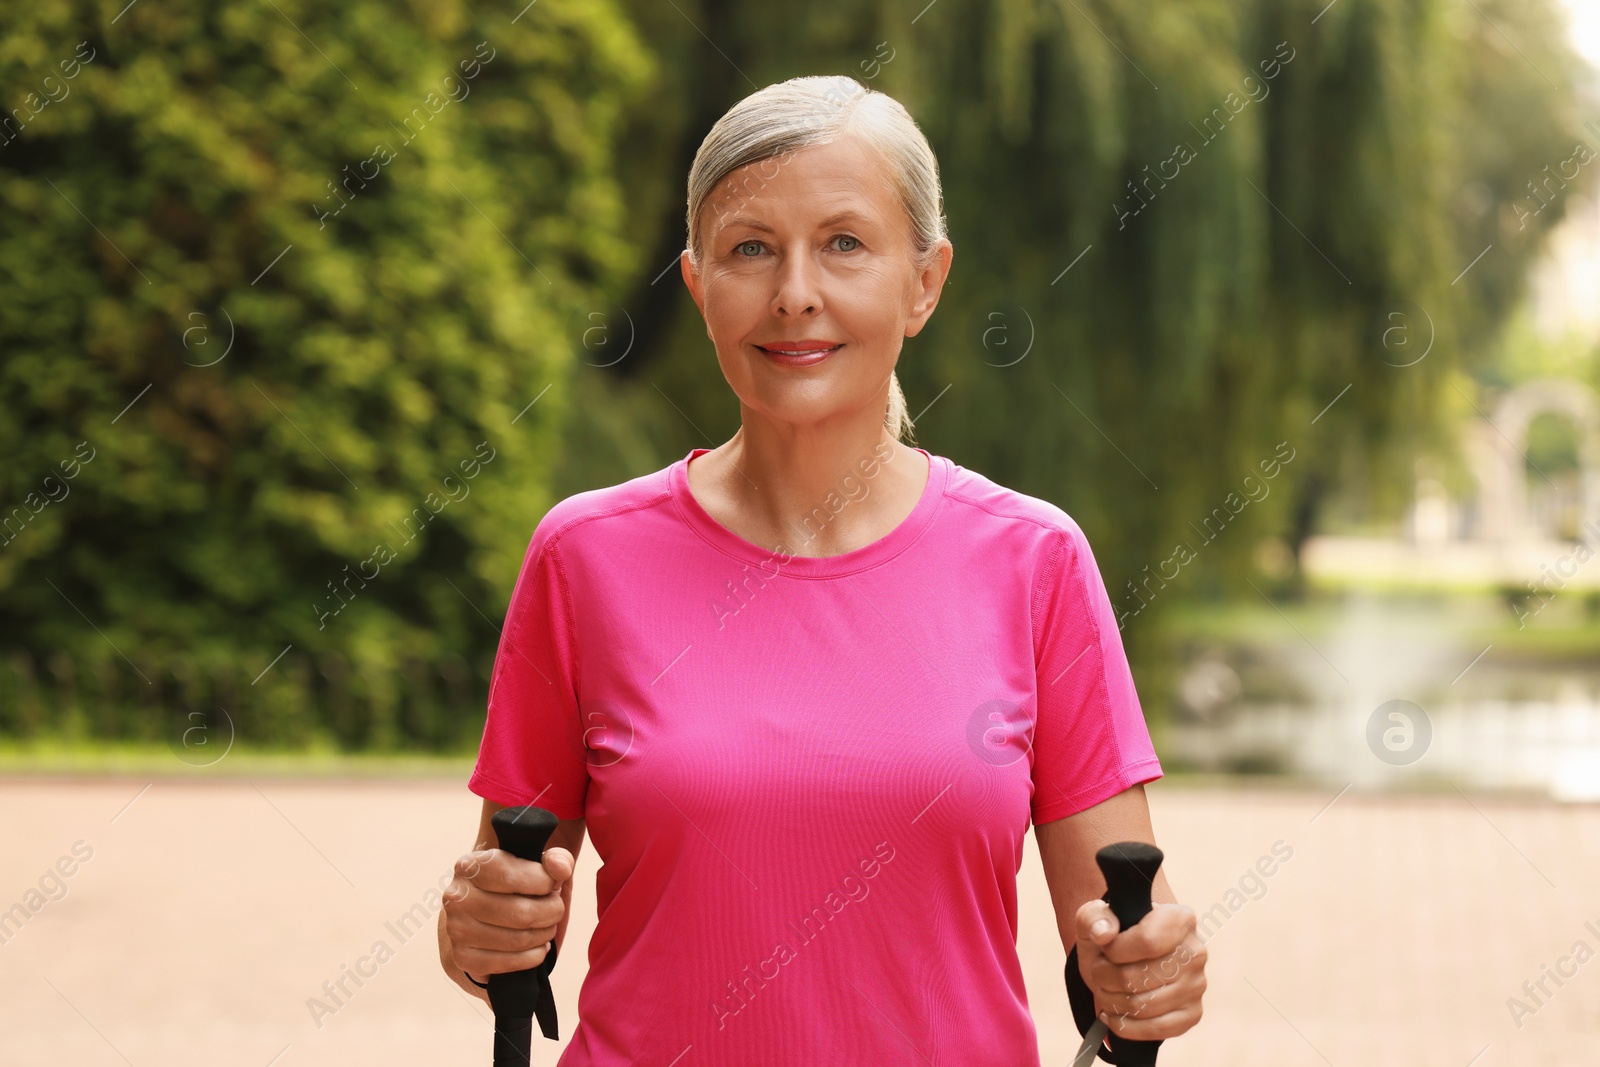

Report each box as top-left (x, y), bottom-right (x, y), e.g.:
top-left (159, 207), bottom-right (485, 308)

top-left (1028, 522), bottom-right (1163, 826)
top-left (467, 527), bottom-right (589, 821)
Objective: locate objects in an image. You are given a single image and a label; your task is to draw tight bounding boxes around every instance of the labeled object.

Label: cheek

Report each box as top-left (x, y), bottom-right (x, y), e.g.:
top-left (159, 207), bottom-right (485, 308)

top-left (700, 275), bottom-right (761, 336)
top-left (826, 266), bottom-right (906, 343)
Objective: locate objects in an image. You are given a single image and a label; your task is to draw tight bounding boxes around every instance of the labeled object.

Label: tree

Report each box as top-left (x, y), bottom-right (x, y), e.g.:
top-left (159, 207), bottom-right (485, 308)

top-left (572, 0), bottom-right (1589, 646)
top-left (0, 0), bottom-right (652, 746)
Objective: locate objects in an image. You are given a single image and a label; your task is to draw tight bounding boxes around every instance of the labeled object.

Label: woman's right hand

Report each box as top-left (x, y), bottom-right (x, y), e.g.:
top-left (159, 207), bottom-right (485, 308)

top-left (442, 843), bottom-right (576, 987)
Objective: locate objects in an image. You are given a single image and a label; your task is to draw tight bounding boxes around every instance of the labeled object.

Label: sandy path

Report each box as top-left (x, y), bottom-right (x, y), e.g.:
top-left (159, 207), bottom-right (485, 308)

top-left (0, 779), bottom-right (1595, 1065)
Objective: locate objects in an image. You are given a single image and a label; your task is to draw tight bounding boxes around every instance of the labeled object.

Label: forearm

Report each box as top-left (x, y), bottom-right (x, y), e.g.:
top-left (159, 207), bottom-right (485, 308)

top-left (1036, 783), bottom-right (1175, 951)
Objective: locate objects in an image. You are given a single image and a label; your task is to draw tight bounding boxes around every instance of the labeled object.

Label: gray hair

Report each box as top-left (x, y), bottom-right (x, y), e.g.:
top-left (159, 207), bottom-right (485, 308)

top-left (685, 75), bottom-right (947, 444)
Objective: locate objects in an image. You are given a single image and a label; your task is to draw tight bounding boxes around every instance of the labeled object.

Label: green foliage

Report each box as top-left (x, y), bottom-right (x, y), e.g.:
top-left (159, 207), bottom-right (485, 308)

top-left (581, 0), bottom-right (1588, 640)
top-left (0, 0), bottom-right (651, 745)
top-left (1, 0), bottom-right (1588, 744)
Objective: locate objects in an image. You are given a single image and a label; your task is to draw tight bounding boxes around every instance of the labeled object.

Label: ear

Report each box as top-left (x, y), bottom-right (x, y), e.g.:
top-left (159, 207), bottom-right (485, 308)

top-left (904, 238), bottom-right (953, 339)
top-left (679, 249), bottom-right (705, 314)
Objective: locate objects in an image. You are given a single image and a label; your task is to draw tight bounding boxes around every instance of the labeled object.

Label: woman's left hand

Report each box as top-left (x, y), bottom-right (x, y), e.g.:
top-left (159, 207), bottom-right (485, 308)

top-left (1074, 898), bottom-right (1207, 1040)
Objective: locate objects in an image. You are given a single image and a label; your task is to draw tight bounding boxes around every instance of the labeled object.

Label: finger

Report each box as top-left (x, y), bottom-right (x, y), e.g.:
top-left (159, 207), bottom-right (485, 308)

top-left (446, 911), bottom-right (559, 954)
top-left (451, 940), bottom-right (554, 978)
top-left (453, 883), bottom-right (565, 930)
top-left (541, 846), bottom-right (577, 885)
top-left (458, 850), bottom-right (560, 896)
top-left (1093, 965), bottom-right (1205, 1019)
top-left (1101, 1001), bottom-right (1203, 1042)
top-left (1074, 899), bottom-right (1120, 948)
top-left (1098, 903), bottom-right (1197, 965)
top-left (1089, 937), bottom-right (1205, 998)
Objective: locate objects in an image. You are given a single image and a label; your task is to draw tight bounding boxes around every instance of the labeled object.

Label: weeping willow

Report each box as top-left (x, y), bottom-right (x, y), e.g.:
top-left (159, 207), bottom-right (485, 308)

top-left (581, 0), bottom-right (1588, 636)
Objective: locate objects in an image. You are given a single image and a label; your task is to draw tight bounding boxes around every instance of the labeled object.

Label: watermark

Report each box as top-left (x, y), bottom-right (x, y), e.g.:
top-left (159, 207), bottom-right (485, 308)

top-left (0, 840), bottom-right (95, 948)
top-left (1512, 519), bottom-right (1600, 630)
top-left (1366, 699), bottom-right (1431, 766)
top-left (1, 441), bottom-right (97, 549)
top-left (857, 41), bottom-right (896, 81)
top-left (180, 307), bottom-right (236, 367)
top-left (695, 78), bottom-right (863, 255)
top-left (979, 305), bottom-right (1035, 367)
top-left (1195, 839), bottom-right (1293, 944)
top-left (1114, 440), bottom-right (1296, 628)
top-left (1505, 919), bottom-right (1600, 1029)
top-left (579, 698), bottom-right (634, 768)
top-left (966, 698), bottom-right (1032, 766)
top-left (707, 440), bottom-right (897, 630)
top-left (1510, 123), bottom-right (1600, 232)
top-left (313, 144), bottom-right (398, 229)
top-left (312, 41), bottom-right (497, 229)
top-left (167, 706), bottom-right (236, 768)
top-left (1091, 841), bottom-right (1291, 1030)
top-left (1114, 41), bottom-right (1295, 230)
top-left (314, 441), bottom-right (497, 629)
top-left (576, 305), bottom-right (636, 368)
top-left (710, 840), bottom-right (896, 1030)
top-left (1378, 299), bottom-right (1434, 368)
top-left (306, 864), bottom-right (473, 1028)
top-left (0, 41), bottom-right (96, 150)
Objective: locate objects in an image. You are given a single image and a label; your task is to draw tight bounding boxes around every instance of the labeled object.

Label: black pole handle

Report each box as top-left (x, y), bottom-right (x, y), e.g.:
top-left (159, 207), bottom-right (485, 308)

top-left (1065, 841), bottom-right (1165, 1066)
top-left (487, 806), bottom-right (562, 1066)
top-left (1096, 841), bottom-right (1164, 1066)
top-left (1098, 841), bottom-right (1161, 932)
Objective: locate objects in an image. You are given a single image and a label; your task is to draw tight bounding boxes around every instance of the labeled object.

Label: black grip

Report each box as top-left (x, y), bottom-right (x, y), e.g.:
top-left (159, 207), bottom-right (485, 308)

top-left (487, 806), bottom-right (562, 1066)
top-left (1065, 841), bottom-right (1166, 1065)
top-left (1096, 842), bottom-right (1163, 1066)
top-left (1097, 841), bottom-right (1161, 932)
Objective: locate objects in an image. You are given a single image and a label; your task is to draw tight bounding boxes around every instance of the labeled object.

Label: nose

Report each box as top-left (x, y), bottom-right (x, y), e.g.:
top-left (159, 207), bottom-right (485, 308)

top-left (770, 245), bottom-right (823, 318)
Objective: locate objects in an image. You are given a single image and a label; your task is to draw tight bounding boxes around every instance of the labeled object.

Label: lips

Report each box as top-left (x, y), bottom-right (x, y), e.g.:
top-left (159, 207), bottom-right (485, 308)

top-left (755, 342), bottom-right (842, 367)
top-left (756, 341), bottom-right (844, 356)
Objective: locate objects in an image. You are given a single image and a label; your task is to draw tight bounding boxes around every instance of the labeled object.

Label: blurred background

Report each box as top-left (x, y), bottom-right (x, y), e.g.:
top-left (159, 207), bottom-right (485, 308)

top-left (3, 0), bottom-right (1600, 1064)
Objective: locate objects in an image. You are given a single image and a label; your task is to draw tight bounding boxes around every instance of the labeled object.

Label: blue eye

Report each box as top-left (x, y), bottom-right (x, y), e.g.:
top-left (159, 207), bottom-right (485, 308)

top-left (835, 235), bottom-right (860, 252)
top-left (738, 241), bottom-right (764, 257)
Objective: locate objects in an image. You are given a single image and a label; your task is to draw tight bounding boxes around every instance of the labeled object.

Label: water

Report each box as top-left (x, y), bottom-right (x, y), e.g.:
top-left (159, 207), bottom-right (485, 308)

top-left (1162, 593), bottom-right (1600, 800)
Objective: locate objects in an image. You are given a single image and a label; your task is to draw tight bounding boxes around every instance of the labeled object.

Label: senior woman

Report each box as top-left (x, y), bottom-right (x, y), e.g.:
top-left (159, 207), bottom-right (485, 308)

top-left (438, 74), bottom-right (1206, 1063)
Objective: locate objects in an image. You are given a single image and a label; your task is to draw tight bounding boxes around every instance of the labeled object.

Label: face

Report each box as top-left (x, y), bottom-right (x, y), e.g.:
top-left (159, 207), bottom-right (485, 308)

top-left (681, 133), bottom-right (952, 430)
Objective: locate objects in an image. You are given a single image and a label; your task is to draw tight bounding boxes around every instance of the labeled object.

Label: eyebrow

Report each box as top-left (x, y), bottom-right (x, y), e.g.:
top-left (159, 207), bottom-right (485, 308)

top-left (719, 209), bottom-right (873, 234)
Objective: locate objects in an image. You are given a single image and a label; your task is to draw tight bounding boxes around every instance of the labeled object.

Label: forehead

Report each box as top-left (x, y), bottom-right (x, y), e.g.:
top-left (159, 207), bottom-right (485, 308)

top-left (702, 134), bottom-right (899, 229)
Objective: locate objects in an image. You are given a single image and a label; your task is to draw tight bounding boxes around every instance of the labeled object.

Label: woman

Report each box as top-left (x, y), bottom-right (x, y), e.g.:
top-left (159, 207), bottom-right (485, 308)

top-left (438, 74), bottom-right (1206, 1064)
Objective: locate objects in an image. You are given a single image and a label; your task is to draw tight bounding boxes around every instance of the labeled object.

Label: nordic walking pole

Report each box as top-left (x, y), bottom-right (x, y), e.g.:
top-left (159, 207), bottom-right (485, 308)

top-left (486, 806), bottom-right (562, 1066)
top-left (1067, 842), bottom-right (1165, 1067)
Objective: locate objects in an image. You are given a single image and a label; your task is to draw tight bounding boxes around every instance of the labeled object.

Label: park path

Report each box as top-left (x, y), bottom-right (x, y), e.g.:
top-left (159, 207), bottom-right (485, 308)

top-left (0, 778), bottom-right (1595, 1065)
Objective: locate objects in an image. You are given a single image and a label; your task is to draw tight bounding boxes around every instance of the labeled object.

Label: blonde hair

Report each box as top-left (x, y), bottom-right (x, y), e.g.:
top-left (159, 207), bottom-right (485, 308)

top-left (685, 75), bottom-right (947, 443)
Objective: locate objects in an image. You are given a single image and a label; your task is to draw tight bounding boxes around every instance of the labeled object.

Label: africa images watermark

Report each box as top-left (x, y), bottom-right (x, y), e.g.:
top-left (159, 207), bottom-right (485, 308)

top-left (707, 439), bottom-right (899, 630)
top-left (1195, 839), bottom-right (1293, 944)
top-left (1, 440), bottom-right (96, 549)
top-left (1101, 840), bottom-right (1292, 1030)
top-left (1511, 518), bottom-right (1600, 630)
top-left (312, 41), bottom-right (497, 229)
top-left (710, 840), bottom-right (897, 1031)
top-left (1510, 118), bottom-right (1600, 232)
top-left (313, 440), bottom-right (496, 629)
top-left (306, 863), bottom-right (477, 1028)
top-left (1505, 918), bottom-right (1600, 1030)
top-left (1113, 40), bottom-right (1296, 230)
top-left (1114, 440), bottom-right (1297, 629)
top-left (0, 40), bottom-right (96, 151)
top-left (697, 74), bottom-right (864, 244)
top-left (0, 840), bottom-right (95, 948)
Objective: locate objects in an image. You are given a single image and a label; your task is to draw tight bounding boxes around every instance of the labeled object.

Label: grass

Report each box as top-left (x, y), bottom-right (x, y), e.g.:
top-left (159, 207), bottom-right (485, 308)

top-left (1157, 590), bottom-right (1600, 661)
top-left (0, 737), bottom-right (476, 779)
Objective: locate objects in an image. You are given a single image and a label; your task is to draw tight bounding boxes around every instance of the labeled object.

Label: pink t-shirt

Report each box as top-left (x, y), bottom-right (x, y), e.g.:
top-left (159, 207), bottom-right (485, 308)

top-left (469, 445), bottom-right (1162, 1066)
